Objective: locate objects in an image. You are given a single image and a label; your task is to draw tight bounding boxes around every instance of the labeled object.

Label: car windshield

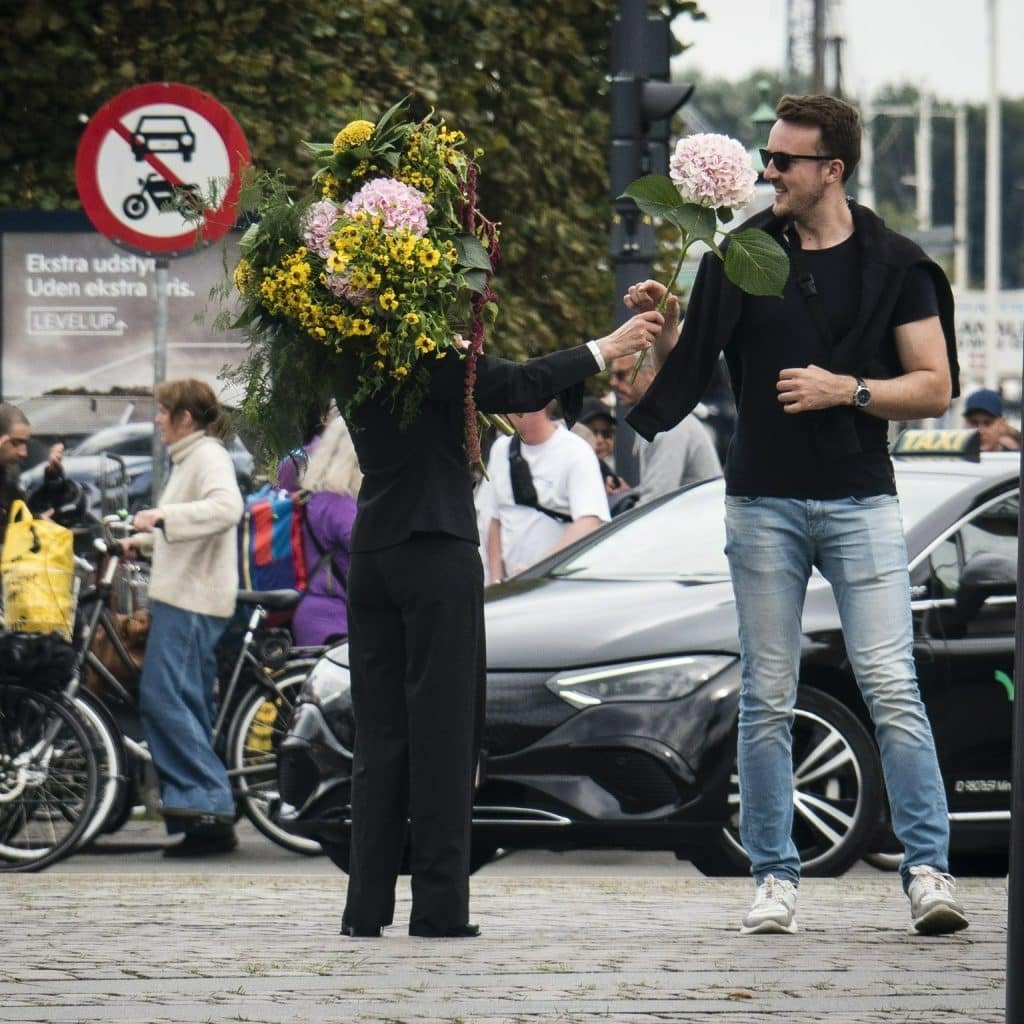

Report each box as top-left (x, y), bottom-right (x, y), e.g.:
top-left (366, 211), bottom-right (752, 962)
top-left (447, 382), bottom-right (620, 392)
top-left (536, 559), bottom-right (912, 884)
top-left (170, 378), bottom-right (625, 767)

top-left (550, 478), bottom-right (731, 582)
top-left (72, 428), bottom-right (151, 457)
top-left (547, 466), bottom-right (978, 583)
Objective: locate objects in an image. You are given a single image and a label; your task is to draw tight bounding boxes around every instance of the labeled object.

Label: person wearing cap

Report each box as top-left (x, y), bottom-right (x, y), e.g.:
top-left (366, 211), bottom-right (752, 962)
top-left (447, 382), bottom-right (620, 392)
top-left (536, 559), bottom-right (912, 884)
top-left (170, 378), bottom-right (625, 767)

top-left (962, 388), bottom-right (1021, 452)
top-left (579, 397), bottom-right (616, 465)
top-left (578, 396), bottom-right (620, 489)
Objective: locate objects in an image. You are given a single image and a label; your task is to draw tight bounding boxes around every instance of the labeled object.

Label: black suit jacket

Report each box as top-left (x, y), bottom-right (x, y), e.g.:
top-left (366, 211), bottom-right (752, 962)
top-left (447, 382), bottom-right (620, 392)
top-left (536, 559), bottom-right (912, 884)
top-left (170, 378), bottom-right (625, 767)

top-left (347, 345), bottom-right (599, 553)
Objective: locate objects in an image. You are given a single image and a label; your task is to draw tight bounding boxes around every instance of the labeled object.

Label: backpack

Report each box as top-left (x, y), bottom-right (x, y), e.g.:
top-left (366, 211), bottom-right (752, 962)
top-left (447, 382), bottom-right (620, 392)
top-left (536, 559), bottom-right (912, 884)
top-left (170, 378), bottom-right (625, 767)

top-left (238, 485), bottom-right (309, 592)
top-left (1, 499), bottom-right (77, 639)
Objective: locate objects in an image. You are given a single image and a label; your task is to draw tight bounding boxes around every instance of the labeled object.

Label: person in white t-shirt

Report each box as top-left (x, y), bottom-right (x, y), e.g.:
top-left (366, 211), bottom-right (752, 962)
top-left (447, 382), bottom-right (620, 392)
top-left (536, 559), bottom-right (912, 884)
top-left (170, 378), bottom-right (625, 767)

top-left (485, 404), bottom-right (610, 580)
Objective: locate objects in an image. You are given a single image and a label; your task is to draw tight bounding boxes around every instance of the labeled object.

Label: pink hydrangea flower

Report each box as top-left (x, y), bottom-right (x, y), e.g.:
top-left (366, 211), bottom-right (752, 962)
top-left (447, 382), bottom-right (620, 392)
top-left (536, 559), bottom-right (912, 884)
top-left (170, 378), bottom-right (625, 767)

top-left (325, 273), bottom-right (374, 305)
top-left (342, 177), bottom-right (432, 236)
top-left (302, 200), bottom-right (341, 259)
top-left (669, 134), bottom-right (757, 211)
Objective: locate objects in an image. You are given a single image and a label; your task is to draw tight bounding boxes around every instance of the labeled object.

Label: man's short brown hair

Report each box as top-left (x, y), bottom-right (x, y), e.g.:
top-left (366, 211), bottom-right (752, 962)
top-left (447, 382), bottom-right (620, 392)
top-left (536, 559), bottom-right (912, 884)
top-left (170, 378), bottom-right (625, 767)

top-left (775, 94), bottom-right (861, 183)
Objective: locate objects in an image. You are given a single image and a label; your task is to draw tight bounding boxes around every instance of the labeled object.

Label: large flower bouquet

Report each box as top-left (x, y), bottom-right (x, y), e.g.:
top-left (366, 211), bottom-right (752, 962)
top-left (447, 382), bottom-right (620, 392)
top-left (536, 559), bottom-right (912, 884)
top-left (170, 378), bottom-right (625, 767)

top-left (227, 100), bottom-right (500, 461)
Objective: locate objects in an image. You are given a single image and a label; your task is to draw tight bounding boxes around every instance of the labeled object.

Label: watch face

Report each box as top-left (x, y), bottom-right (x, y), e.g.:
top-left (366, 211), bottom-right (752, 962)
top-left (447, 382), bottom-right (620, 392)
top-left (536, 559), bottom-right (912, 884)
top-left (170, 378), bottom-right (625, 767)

top-left (855, 385), bottom-right (871, 408)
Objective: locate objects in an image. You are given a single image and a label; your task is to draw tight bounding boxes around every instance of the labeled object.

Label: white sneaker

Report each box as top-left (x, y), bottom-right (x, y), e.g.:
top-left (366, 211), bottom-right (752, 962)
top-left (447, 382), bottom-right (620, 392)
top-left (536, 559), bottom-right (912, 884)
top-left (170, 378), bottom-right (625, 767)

top-left (907, 865), bottom-right (969, 935)
top-left (740, 874), bottom-right (798, 935)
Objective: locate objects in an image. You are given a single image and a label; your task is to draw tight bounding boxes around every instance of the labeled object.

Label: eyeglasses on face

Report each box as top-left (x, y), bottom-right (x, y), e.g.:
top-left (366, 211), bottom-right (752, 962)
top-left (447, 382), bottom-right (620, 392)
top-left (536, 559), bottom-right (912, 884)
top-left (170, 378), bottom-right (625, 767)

top-left (610, 370), bottom-right (631, 381)
top-left (759, 149), bottom-right (837, 173)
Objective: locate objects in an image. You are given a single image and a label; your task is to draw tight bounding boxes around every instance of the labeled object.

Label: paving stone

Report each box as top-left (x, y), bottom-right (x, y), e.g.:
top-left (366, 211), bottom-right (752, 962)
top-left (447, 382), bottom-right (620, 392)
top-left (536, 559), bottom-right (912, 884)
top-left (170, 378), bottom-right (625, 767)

top-left (0, 874), bottom-right (1007, 1023)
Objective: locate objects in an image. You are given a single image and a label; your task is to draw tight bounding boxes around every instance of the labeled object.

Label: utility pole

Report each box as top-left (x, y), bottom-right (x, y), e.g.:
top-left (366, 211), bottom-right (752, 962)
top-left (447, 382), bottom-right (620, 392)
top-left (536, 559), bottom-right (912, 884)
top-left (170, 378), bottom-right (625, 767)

top-left (954, 105), bottom-right (968, 290)
top-left (984, 0), bottom-right (1001, 389)
top-left (915, 91), bottom-right (933, 232)
top-left (811, 0), bottom-right (826, 92)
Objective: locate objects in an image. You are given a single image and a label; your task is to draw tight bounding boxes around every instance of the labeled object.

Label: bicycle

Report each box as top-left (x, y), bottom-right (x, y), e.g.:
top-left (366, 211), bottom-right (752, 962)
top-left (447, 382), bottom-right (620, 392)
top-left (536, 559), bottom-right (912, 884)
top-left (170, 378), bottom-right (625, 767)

top-left (0, 515), bottom-right (325, 870)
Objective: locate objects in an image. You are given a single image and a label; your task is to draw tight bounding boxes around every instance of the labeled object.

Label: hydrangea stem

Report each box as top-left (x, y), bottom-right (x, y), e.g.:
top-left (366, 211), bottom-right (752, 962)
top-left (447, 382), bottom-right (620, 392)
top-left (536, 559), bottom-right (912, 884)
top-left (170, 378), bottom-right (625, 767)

top-left (628, 237), bottom-right (692, 386)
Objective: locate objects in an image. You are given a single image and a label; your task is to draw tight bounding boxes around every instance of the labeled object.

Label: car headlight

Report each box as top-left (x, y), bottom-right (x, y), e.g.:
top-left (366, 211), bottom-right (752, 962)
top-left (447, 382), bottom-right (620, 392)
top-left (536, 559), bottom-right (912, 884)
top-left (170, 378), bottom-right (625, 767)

top-left (545, 654), bottom-right (736, 709)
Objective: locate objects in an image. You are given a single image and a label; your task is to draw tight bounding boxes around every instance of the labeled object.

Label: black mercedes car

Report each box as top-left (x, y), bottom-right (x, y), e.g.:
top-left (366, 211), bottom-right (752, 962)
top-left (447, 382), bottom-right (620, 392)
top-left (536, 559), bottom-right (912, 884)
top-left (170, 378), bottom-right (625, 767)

top-left (276, 439), bottom-right (1017, 876)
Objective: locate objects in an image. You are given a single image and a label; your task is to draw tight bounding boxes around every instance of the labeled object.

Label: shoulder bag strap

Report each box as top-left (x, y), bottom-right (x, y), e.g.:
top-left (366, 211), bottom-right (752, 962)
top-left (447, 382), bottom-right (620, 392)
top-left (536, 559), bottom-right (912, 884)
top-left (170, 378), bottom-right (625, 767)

top-left (304, 500), bottom-right (348, 593)
top-left (508, 436), bottom-right (572, 524)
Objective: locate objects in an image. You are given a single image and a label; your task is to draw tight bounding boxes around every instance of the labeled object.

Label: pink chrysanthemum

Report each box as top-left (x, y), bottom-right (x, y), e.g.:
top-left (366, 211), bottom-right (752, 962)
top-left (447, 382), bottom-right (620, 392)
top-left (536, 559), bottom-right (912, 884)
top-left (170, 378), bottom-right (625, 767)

top-left (301, 200), bottom-right (341, 259)
top-left (342, 177), bottom-right (432, 236)
top-left (669, 133), bottom-right (757, 211)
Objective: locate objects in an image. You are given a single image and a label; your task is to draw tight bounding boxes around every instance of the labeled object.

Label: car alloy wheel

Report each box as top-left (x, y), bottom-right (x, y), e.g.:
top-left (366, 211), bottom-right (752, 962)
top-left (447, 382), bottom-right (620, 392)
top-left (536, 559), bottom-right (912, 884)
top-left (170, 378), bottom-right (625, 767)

top-left (689, 686), bottom-right (884, 877)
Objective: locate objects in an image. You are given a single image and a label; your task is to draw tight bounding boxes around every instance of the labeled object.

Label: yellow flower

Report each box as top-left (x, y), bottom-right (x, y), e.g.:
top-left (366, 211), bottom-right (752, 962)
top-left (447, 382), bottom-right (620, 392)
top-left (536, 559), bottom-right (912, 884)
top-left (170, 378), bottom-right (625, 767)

top-left (233, 258), bottom-right (254, 295)
top-left (378, 289), bottom-right (399, 312)
top-left (403, 311), bottom-right (420, 326)
top-left (393, 365), bottom-right (409, 379)
top-left (333, 119), bottom-right (375, 152)
top-left (418, 244), bottom-right (441, 268)
top-left (414, 333), bottom-right (436, 354)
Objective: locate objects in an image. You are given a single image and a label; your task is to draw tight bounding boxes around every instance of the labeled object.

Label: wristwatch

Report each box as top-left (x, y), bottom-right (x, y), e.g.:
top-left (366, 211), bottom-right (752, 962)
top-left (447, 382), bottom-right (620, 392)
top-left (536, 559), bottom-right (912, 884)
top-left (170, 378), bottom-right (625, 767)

top-left (853, 377), bottom-right (871, 409)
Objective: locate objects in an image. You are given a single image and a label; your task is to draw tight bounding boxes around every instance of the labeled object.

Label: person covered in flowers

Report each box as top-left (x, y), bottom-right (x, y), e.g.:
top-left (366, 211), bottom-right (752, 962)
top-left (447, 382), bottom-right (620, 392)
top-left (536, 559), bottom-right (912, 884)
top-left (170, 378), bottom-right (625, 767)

top-left (126, 379), bottom-right (244, 857)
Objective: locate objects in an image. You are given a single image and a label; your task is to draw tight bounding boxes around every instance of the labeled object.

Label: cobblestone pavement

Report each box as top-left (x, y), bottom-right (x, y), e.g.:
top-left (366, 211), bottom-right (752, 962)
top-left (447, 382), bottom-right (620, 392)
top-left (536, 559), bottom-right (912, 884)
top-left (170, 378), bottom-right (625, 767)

top-left (0, 874), bottom-right (1007, 1023)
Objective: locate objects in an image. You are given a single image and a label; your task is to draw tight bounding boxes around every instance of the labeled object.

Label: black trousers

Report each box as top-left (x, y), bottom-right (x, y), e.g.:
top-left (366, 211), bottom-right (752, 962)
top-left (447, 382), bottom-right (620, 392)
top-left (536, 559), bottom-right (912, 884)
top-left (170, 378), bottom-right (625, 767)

top-left (342, 533), bottom-right (485, 934)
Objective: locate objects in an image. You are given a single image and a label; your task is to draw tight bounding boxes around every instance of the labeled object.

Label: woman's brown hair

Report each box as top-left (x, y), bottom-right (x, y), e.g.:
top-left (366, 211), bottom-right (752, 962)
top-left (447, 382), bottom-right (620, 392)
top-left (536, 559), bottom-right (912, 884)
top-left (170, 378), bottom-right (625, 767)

top-left (154, 378), bottom-right (226, 437)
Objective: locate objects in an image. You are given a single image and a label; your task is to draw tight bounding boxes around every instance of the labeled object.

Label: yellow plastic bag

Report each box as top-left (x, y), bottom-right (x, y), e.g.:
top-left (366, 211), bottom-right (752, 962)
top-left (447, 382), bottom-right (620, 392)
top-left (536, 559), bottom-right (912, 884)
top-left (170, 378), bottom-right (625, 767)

top-left (1, 499), bottom-right (76, 639)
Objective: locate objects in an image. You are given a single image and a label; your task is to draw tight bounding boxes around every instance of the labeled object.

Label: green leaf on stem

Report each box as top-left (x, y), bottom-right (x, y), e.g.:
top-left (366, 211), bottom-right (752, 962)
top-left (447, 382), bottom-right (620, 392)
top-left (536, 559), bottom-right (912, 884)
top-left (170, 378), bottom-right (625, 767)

top-left (723, 228), bottom-right (790, 297)
top-left (462, 268), bottom-right (488, 293)
top-left (620, 174), bottom-right (684, 218)
top-left (666, 203), bottom-right (717, 244)
top-left (455, 234), bottom-right (493, 271)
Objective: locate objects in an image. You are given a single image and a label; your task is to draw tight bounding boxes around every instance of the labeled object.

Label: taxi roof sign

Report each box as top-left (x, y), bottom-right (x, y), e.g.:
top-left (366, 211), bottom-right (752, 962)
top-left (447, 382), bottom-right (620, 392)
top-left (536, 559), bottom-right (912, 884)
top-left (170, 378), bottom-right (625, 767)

top-left (892, 428), bottom-right (981, 461)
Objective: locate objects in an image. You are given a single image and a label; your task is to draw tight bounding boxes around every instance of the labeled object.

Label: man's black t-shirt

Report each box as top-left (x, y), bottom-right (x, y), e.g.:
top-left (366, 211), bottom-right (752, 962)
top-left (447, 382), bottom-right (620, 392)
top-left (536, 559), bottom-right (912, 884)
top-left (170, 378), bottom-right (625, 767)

top-left (724, 235), bottom-right (939, 499)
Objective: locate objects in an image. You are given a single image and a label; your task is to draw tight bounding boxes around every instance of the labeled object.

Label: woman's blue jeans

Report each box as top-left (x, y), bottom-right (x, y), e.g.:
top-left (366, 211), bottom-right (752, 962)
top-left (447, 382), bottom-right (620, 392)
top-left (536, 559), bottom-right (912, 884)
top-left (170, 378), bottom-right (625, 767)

top-left (139, 600), bottom-right (233, 832)
top-left (724, 494), bottom-right (949, 889)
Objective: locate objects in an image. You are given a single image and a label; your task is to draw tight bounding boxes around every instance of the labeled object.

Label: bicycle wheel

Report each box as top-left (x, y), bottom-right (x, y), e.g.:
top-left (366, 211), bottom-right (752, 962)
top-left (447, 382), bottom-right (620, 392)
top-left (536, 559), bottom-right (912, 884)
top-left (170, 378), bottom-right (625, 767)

top-left (0, 684), bottom-right (100, 871)
top-left (72, 691), bottom-right (129, 847)
top-left (227, 663), bottom-right (322, 855)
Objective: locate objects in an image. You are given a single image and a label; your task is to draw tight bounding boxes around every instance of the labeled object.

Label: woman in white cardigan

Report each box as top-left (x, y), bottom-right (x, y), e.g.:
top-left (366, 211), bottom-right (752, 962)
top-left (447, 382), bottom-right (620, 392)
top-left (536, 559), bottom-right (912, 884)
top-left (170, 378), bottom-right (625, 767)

top-left (128, 379), bottom-right (243, 857)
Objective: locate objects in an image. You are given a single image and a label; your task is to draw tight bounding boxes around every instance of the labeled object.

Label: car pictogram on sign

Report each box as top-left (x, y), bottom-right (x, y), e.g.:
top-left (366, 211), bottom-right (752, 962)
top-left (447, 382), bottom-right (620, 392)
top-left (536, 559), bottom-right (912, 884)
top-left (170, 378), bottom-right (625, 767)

top-left (130, 114), bottom-right (196, 162)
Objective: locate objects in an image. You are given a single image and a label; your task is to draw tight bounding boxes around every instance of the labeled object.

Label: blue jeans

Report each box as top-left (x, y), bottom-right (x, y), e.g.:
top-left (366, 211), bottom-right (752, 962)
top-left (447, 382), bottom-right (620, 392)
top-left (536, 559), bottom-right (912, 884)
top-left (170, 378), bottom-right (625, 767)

top-left (139, 601), bottom-right (233, 832)
top-left (724, 494), bottom-right (949, 889)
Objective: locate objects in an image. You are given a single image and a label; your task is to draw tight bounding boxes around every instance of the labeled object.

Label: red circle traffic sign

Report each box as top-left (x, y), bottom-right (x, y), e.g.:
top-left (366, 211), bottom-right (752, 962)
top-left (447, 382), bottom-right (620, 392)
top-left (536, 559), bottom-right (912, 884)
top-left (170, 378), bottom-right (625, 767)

top-left (75, 82), bottom-right (250, 257)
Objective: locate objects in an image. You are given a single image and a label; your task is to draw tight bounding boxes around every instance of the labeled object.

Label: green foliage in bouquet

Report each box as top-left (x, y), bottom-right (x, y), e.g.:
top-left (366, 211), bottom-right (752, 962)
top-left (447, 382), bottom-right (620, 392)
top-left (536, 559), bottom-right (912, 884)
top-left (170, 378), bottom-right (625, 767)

top-left (224, 99), bottom-right (499, 459)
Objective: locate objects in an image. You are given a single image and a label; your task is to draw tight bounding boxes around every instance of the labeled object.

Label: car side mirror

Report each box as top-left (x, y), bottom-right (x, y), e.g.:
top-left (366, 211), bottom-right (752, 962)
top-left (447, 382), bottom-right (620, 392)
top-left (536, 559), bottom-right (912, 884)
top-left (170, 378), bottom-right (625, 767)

top-left (954, 552), bottom-right (1017, 623)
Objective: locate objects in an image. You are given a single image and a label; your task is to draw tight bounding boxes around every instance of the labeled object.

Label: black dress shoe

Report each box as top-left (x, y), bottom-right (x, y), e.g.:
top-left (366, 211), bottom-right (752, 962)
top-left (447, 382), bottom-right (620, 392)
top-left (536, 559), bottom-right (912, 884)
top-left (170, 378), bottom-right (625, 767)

top-left (340, 923), bottom-right (384, 938)
top-left (161, 830), bottom-right (238, 858)
top-left (408, 922), bottom-right (481, 938)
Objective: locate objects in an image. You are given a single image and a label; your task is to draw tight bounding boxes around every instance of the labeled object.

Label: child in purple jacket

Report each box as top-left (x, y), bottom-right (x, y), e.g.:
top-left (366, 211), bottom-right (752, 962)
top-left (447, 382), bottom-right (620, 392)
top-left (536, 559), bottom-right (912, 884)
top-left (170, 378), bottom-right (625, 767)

top-left (291, 416), bottom-right (361, 647)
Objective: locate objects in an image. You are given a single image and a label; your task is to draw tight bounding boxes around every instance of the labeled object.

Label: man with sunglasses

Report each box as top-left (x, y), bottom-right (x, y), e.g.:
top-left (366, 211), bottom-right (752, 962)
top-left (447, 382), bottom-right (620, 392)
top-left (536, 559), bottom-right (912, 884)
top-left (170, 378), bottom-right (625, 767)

top-left (626, 94), bottom-right (967, 938)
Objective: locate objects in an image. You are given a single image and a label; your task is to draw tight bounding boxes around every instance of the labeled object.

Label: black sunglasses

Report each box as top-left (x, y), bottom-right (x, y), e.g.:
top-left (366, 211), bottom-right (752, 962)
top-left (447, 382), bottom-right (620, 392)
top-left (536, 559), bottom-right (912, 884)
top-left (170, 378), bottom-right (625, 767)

top-left (759, 149), bottom-right (837, 173)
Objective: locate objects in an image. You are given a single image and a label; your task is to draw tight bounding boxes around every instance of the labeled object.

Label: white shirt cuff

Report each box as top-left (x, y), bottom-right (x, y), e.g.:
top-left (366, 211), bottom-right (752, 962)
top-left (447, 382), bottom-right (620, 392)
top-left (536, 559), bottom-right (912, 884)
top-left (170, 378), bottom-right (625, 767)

top-left (586, 339), bottom-right (605, 371)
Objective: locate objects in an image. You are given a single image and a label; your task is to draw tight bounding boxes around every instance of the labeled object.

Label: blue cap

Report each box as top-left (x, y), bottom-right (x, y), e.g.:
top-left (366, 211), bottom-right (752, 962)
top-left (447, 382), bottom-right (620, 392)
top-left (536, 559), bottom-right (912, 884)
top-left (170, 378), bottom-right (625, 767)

top-left (963, 388), bottom-right (1003, 418)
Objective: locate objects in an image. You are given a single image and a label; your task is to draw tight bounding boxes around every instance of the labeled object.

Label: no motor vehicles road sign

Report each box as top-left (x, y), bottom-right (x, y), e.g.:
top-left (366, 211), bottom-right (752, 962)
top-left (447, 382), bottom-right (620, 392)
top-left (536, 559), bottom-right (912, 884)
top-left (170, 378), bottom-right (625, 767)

top-left (75, 82), bottom-right (250, 257)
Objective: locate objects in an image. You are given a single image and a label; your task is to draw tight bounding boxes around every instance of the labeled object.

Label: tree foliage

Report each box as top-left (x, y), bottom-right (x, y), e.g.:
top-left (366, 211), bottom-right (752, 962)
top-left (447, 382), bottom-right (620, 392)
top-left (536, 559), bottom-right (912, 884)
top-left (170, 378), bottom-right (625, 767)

top-left (1, 0), bottom-right (704, 361)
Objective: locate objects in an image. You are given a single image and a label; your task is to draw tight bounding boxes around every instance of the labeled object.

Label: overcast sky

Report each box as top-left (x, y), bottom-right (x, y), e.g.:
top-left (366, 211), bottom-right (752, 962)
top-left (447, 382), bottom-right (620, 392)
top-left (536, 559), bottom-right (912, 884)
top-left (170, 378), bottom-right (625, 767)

top-left (675, 0), bottom-right (1023, 104)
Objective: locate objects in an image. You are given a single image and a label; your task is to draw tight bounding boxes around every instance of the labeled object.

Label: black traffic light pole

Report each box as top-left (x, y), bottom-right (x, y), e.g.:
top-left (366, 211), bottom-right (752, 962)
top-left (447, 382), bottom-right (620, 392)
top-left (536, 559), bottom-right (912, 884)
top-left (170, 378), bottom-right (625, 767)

top-left (609, 0), bottom-right (693, 326)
